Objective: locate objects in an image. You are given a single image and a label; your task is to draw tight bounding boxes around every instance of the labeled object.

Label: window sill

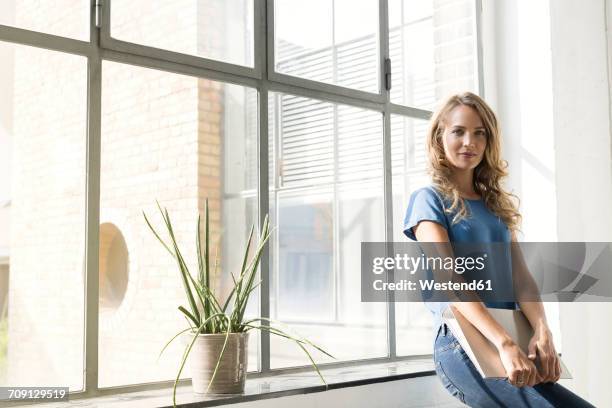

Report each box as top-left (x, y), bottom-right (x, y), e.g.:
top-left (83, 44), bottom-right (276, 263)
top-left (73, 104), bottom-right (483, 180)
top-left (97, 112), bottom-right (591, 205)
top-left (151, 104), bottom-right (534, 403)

top-left (29, 358), bottom-right (435, 408)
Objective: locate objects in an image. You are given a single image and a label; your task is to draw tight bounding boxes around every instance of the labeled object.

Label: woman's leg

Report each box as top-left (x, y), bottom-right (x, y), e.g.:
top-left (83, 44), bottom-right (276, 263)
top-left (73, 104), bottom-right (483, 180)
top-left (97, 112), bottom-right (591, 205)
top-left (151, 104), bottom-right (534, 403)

top-left (433, 324), bottom-right (595, 408)
top-left (530, 382), bottom-right (596, 408)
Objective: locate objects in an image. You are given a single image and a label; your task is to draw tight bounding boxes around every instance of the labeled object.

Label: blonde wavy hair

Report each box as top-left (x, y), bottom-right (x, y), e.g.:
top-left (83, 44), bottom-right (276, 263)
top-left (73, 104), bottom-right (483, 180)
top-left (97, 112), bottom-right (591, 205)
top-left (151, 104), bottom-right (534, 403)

top-left (426, 92), bottom-right (522, 232)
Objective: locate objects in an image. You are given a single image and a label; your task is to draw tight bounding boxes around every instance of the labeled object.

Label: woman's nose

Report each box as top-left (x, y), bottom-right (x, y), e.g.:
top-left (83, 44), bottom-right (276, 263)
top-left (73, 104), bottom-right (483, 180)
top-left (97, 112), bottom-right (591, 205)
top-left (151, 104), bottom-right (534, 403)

top-left (463, 134), bottom-right (476, 147)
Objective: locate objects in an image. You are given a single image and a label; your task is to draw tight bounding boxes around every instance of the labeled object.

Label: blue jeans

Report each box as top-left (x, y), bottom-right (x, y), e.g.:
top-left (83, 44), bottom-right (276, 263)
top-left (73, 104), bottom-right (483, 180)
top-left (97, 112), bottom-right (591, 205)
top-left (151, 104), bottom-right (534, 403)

top-left (433, 323), bottom-right (595, 407)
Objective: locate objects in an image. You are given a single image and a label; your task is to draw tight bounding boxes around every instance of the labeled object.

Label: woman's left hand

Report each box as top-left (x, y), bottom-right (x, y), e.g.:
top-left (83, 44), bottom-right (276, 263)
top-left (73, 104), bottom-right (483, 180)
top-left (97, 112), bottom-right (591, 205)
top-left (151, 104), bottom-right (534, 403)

top-left (527, 326), bottom-right (561, 384)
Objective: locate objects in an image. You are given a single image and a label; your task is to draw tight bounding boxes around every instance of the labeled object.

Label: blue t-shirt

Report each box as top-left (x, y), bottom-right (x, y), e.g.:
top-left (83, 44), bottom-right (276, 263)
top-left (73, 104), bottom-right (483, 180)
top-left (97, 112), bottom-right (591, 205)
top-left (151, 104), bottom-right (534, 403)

top-left (402, 185), bottom-right (517, 341)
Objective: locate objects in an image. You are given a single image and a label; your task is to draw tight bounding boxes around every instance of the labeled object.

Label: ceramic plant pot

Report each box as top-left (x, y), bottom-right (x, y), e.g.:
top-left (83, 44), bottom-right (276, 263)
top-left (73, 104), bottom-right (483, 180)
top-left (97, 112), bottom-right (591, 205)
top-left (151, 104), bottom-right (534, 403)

top-left (189, 331), bottom-right (249, 394)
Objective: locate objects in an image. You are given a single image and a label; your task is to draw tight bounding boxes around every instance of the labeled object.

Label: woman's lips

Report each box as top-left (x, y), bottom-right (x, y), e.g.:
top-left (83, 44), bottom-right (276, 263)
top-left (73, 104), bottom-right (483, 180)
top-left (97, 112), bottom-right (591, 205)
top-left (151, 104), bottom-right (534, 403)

top-left (459, 153), bottom-right (477, 158)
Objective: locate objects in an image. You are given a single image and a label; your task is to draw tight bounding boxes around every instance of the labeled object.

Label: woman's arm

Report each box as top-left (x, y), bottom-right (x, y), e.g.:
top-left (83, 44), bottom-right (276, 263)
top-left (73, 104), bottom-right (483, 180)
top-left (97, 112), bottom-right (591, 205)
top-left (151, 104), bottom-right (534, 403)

top-left (414, 220), bottom-right (540, 387)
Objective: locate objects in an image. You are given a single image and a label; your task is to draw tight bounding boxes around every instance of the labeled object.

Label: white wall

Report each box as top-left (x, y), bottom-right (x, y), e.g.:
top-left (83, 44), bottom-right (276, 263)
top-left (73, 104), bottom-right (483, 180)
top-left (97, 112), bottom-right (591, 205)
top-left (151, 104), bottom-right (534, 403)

top-left (483, 0), bottom-right (612, 406)
top-left (482, 0), bottom-right (564, 365)
top-left (484, 0), bottom-right (558, 241)
top-left (550, 1), bottom-right (612, 407)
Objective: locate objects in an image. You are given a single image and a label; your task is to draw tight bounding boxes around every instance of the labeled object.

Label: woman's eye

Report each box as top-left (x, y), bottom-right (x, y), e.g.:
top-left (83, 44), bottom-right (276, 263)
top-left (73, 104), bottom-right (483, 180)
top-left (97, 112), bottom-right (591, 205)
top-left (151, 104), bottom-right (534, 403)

top-left (452, 129), bottom-right (462, 135)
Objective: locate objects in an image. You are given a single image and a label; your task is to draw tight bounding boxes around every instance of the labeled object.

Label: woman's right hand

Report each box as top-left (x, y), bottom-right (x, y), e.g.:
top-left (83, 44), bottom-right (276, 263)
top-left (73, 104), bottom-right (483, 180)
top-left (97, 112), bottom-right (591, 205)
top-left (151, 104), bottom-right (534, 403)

top-left (498, 340), bottom-right (541, 387)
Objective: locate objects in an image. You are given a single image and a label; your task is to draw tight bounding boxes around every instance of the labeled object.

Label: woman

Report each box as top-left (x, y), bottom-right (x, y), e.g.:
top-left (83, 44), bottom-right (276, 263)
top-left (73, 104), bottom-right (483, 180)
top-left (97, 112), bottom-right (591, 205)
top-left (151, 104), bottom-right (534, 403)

top-left (403, 92), bottom-right (593, 407)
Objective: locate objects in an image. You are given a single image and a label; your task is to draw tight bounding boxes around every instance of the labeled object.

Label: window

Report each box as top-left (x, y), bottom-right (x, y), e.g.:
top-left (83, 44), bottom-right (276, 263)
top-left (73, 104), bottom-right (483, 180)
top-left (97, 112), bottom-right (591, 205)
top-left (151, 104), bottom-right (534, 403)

top-left (269, 93), bottom-right (388, 366)
top-left (99, 61), bottom-right (258, 386)
top-left (388, 0), bottom-right (479, 109)
top-left (0, 0), bottom-right (481, 397)
top-left (0, 1), bottom-right (89, 41)
top-left (275, 0), bottom-right (380, 93)
top-left (110, 0), bottom-right (254, 67)
top-left (0, 41), bottom-right (87, 389)
top-left (390, 114), bottom-right (435, 356)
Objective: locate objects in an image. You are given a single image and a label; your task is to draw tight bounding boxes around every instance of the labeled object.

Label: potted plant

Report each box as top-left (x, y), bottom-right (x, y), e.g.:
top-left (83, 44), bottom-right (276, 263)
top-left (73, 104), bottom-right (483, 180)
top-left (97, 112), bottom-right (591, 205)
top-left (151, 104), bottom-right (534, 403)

top-left (143, 200), bottom-right (333, 406)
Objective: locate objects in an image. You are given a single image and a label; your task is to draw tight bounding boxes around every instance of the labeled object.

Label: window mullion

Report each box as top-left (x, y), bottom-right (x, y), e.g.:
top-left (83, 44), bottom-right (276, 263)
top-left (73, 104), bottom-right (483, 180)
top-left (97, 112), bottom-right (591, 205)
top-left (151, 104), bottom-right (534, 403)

top-left (475, 0), bottom-right (485, 96)
top-left (379, 0), bottom-right (397, 360)
top-left (257, 0), bottom-right (271, 375)
top-left (84, 0), bottom-right (102, 395)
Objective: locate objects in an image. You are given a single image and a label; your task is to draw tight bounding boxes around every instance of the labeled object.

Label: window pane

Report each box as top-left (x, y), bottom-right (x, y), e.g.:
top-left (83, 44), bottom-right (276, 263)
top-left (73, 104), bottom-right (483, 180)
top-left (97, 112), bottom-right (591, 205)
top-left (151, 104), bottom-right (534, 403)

top-left (389, 0), bottom-right (478, 109)
top-left (111, 0), bottom-right (254, 67)
top-left (390, 114), bottom-right (434, 356)
top-left (0, 42), bottom-right (87, 389)
top-left (276, 192), bottom-right (334, 320)
top-left (275, 0), bottom-right (380, 93)
top-left (269, 93), bottom-right (387, 368)
top-left (0, 1), bottom-right (89, 41)
top-left (99, 61), bottom-right (258, 386)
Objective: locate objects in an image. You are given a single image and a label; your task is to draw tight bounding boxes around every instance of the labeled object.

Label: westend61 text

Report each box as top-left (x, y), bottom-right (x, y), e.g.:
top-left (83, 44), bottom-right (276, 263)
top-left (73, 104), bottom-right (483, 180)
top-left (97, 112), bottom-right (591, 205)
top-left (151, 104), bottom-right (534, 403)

top-left (373, 279), bottom-right (493, 292)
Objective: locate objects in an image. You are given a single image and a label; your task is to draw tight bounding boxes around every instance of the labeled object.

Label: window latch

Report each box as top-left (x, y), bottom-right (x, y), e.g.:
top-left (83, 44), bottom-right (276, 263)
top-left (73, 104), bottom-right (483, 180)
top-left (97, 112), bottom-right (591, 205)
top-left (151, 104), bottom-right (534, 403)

top-left (384, 58), bottom-right (392, 91)
top-left (95, 0), bottom-right (103, 28)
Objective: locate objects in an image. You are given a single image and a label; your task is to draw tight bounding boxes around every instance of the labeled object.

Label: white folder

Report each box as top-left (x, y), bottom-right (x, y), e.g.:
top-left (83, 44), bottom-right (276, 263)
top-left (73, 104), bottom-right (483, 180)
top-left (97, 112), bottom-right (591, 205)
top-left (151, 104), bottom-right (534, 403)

top-left (442, 305), bottom-right (572, 379)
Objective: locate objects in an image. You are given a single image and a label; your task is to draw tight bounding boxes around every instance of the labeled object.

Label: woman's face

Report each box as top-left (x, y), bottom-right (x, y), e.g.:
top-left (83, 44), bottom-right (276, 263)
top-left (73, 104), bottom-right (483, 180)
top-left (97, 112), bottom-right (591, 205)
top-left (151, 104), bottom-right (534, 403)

top-left (441, 105), bottom-right (487, 172)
